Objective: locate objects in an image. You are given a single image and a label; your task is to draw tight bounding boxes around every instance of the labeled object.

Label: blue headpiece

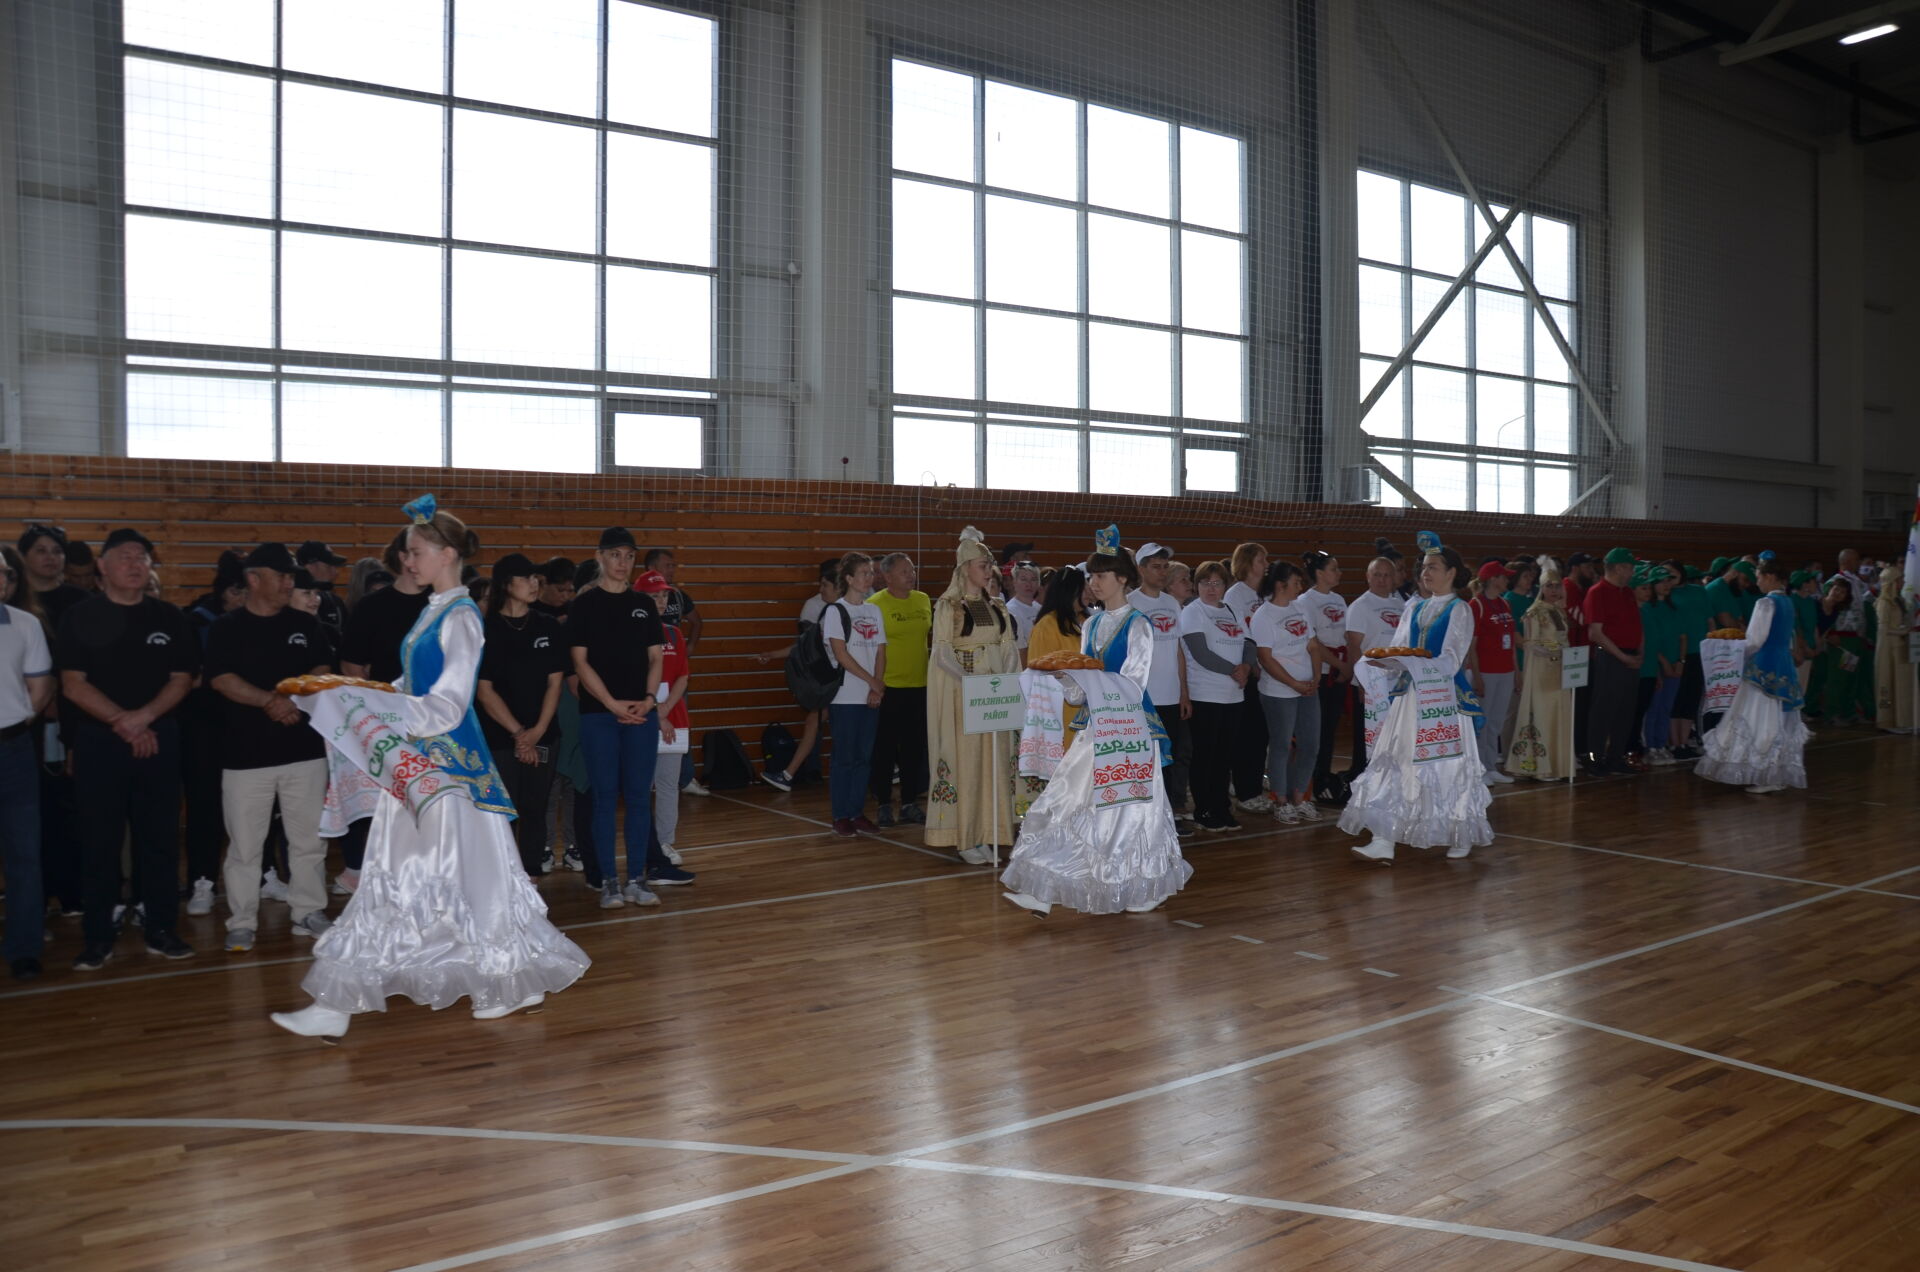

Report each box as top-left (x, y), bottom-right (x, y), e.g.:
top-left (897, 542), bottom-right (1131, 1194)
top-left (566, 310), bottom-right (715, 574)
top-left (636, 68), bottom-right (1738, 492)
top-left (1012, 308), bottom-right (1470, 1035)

top-left (403, 493), bottom-right (438, 525)
top-left (1093, 523), bottom-right (1121, 557)
top-left (1415, 529), bottom-right (1443, 556)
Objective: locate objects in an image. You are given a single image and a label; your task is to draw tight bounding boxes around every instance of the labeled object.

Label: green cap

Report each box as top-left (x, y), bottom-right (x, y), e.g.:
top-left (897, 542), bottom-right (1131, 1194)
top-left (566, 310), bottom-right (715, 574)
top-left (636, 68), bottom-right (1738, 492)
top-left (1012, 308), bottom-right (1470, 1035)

top-left (1645, 564), bottom-right (1671, 584)
top-left (1603, 547), bottom-right (1636, 566)
top-left (1731, 560), bottom-right (1757, 580)
top-left (1789, 569), bottom-right (1814, 587)
top-left (1707, 556), bottom-right (1731, 575)
top-left (1629, 566), bottom-right (1650, 588)
top-left (1682, 566), bottom-right (1707, 582)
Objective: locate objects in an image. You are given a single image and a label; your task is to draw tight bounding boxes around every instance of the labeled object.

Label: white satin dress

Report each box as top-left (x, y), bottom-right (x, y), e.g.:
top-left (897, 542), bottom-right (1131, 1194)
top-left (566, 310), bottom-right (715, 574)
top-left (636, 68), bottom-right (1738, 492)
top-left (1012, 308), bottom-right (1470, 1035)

top-left (1000, 606), bottom-right (1193, 913)
top-left (1337, 597), bottom-right (1494, 853)
top-left (302, 587), bottom-right (591, 1014)
top-left (1695, 593), bottom-right (1808, 789)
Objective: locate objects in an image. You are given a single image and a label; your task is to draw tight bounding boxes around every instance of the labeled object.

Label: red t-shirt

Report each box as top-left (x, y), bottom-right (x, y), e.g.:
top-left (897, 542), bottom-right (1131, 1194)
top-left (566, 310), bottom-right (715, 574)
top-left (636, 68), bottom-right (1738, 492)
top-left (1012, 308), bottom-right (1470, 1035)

top-left (659, 625), bottom-right (691, 730)
top-left (1581, 579), bottom-right (1643, 650)
top-left (1563, 577), bottom-right (1589, 646)
top-left (1469, 595), bottom-right (1516, 674)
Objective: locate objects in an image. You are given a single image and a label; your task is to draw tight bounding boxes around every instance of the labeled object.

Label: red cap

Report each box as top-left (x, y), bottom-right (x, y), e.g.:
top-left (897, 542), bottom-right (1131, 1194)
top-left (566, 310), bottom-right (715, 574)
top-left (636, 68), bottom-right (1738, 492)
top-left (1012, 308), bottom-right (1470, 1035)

top-left (633, 569), bottom-right (670, 593)
top-left (1476, 560), bottom-right (1511, 582)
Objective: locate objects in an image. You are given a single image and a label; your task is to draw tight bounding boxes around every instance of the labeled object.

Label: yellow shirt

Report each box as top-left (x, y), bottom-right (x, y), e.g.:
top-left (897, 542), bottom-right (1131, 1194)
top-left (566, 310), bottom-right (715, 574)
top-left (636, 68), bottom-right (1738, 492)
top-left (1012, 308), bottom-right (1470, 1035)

top-left (872, 588), bottom-right (932, 688)
top-left (1025, 612), bottom-right (1082, 662)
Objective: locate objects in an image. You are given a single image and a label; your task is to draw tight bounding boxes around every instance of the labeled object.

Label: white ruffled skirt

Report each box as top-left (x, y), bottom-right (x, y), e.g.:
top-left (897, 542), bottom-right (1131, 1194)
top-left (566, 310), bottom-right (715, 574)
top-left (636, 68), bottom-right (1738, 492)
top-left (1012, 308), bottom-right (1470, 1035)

top-left (302, 791), bottom-right (591, 1014)
top-left (1000, 729), bottom-right (1192, 914)
top-left (1696, 683), bottom-right (1807, 788)
top-left (1338, 691), bottom-right (1493, 852)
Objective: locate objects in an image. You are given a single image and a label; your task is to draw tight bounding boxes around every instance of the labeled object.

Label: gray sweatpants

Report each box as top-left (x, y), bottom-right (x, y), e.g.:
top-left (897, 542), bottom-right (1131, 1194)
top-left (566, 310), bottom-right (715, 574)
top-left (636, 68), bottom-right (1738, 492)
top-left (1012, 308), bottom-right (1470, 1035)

top-left (1259, 692), bottom-right (1321, 800)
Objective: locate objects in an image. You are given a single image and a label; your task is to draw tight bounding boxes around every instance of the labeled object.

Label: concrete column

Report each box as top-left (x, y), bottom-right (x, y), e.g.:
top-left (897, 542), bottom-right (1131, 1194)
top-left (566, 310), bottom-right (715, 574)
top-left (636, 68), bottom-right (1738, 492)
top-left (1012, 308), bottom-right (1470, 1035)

top-left (793, 0), bottom-right (877, 482)
top-left (1317, 0), bottom-right (1365, 504)
top-left (1816, 137), bottom-right (1865, 529)
top-left (0, 0), bottom-right (27, 450)
top-left (1605, 46), bottom-right (1662, 519)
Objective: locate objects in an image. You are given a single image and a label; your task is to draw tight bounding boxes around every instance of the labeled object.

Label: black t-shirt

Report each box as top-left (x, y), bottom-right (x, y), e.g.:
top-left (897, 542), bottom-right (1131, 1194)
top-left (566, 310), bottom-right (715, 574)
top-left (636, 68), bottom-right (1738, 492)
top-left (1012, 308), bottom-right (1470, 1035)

top-left (478, 611), bottom-right (566, 747)
top-left (203, 606), bottom-right (331, 770)
top-left (36, 583), bottom-right (91, 627)
top-left (339, 585), bottom-right (429, 683)
top-left (530, 600), bottom-right (568, 621)
top-left (55, 594), bottom-right (198, 715)
top-left (656, 585), bottom-right (696, 629)
top-left (567, 586), bottom-right (664, 713)
top-left (314, 588), bottom-right (346, 636)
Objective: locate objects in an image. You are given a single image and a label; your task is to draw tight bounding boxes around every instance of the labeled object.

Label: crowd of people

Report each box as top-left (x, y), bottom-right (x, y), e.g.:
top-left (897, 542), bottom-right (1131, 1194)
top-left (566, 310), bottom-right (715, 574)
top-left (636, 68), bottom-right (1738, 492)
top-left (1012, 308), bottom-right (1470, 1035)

top-left (1, 509), bottom-right (1913, 987)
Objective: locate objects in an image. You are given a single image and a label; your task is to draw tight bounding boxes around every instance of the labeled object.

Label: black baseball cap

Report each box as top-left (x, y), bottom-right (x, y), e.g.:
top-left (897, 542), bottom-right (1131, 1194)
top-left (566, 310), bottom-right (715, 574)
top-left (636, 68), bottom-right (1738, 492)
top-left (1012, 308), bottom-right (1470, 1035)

top-left (291, 568), bottom-right (318, 590)
top-left (243, 542), bottom-right (297, 574)
top-left (102, 527), bottom-right (156, 558)
top-left (1566, 551), bottom-right (1594, 567)
top-left (598, 526), bottom-right (637, 551)
top-left (492, 552), bottom-right (540, 583)
top-left (364, 568), bottom-right (396, 589)
top-left (17, 524), bottom-right (66, 553)
top-left (295, 540), bottom-right (347, 567)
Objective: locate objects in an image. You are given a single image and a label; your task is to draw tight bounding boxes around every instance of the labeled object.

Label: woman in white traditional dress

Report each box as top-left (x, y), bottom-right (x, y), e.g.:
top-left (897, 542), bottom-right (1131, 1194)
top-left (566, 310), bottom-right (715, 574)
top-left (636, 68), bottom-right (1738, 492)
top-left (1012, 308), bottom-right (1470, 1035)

top-left (1696, 558), bottom-right (1808, 793)
top-left (1341, 534), bottom-right (1492, 864)
top-left (1001, 525), bottom-right (1192, 916)
top-left (270, 497), bottom-right (590, 1041)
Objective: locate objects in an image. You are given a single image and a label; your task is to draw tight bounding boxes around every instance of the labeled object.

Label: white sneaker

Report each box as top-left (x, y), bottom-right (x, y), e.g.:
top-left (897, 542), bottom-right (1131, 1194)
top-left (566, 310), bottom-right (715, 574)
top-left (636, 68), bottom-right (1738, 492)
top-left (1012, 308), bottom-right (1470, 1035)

top-left (1294, 801), bottom-right (1323, 822)
top-left (261, 873), bottom-right (290, 903)
top-left (1002, 891), bottom-right (1051, 916)
top-left (662, 843), bottom-right (684, 866)
top-left (269, 1003), bottom-right (351, 1041)
top-left (622, 880), bottom-right (661, 907)
top-left (1236, 794), bottom-right (1272, 813)
top-left (539, 850), bottom-right (556, 873)
top-left (186, 878), bottom-right (215, 916)
top-left (291, 911), bottom-right (333, 939)
top-left (1350, 838), bottom-right (1395, 865)
top-left (683, 777), bottom-right (710, 796)
top-left (473, 992), bottom-right (545, 1020)
top-left (1744, 783), bottom-right (1785, 794)
top-left (958, 845), bottom-right (995, 865)
top-left (1446, 844), bottom-right (1473, 859)
top-left (1484, 769), bottom-right (1515, 785)
top-left (1272, 802), bottom-right (1300, 825)
top-left (329, 869), bottom-right (358, 896)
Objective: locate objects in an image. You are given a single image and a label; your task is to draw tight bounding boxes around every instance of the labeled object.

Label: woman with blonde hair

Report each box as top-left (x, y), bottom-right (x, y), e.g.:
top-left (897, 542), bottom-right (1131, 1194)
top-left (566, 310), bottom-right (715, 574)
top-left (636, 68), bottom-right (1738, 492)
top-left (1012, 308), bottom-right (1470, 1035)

top-left (269, 496), bottom-right (590, 1041)
top-left (925, 528), bottom-right (1017, 863)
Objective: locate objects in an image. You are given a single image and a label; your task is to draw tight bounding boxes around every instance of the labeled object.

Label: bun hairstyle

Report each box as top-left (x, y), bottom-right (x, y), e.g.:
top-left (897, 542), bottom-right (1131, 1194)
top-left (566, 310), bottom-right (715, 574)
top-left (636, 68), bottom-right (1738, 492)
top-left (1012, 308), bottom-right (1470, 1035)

top-left (1374, 536), bottom-right (1403, 562)
top-left (1302, 549), bottom-right (1334, 580)
top-left (1262, 560), bottom-right (1306, 598)
top-left (836, 550), bottom-right (872, 591)
top-left (410, 509), bottom-right (481, 559)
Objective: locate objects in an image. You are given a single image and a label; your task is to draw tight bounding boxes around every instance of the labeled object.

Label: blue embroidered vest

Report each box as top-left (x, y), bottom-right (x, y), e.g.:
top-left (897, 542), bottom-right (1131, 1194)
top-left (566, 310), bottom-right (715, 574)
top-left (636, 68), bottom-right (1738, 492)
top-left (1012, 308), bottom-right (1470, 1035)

top-left (1085, 608), bottom-right (1173, 767)
top-left (1410, 596), bottom-right (1485, 732)
top-left (403, 594), bottom-right (516, 817)
top-left (1744, 592), bottom-right (1803, 713)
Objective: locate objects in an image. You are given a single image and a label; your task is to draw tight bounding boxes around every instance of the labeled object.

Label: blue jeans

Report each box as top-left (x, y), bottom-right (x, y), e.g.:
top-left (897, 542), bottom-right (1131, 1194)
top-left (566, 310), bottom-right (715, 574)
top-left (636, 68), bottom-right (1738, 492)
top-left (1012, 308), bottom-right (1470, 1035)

top-left (578, 711), bottom-right (660, 884)
top-left (1643, 675), bottom-right (1680, 749)
top-left (827, 703), bottom-right (878, 821)
top-left (0, 732), bottom-right (43, 961)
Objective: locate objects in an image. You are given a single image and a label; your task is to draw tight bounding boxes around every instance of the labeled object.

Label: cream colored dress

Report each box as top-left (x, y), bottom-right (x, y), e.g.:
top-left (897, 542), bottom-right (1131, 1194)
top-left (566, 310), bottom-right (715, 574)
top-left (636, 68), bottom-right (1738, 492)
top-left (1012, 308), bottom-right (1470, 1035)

top-left (1506, 604), bottom-right (1573, 780)
top-left (924, 594), bottom-right (1018, 849)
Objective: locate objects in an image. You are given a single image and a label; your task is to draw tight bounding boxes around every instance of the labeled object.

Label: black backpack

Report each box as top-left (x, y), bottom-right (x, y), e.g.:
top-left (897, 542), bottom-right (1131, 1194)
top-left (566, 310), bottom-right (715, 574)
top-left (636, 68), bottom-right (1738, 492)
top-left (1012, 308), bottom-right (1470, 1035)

top-left (761, 723), bottom-right (798, 777)
top-left (702, 729), bottom-right (755, 790)
top-left (785, 601), bottom-right (849, 712)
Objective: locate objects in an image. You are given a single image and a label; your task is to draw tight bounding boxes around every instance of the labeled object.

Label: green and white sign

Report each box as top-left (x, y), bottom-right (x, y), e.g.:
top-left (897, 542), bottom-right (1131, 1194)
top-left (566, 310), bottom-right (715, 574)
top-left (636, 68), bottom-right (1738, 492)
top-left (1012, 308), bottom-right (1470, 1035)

top-left (962, 672), bottom-right (1026, 734)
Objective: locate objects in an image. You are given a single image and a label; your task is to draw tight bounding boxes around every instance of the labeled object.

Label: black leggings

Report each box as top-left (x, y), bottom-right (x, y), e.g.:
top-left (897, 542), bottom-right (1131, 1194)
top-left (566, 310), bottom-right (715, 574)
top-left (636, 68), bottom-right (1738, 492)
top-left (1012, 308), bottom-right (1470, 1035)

top-left (494, 749), bottom-right (555, 876)
top-left (1188, 699), bottom-right (1237, 823)
top-left (1230, 688), bottom-right (1268, 800)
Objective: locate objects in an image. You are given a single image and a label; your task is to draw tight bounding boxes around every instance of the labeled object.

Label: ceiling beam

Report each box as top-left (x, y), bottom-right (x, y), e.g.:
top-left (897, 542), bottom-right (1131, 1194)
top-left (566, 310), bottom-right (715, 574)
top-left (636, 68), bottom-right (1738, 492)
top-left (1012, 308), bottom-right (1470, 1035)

top-left (1745, 0), bottom-right (1800, 45)
top-left (1720, 0), bottom-right (1920, 65)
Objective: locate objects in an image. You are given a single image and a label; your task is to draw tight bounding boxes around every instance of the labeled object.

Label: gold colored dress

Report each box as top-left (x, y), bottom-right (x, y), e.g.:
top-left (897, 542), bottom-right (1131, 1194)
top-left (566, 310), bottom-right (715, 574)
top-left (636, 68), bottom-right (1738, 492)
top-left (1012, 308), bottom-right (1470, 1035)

top-left (924, 594), bottom-right (1018, 849)
top-left (1506, 603), bottom-right (1572, 780)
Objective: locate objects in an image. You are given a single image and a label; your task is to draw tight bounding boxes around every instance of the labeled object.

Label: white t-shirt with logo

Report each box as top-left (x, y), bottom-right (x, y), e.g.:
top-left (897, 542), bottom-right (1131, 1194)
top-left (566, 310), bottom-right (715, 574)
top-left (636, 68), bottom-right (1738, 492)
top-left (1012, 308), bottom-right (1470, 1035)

top-left (1303, 587), bottom-right (1348, 664)
top-left (800, 594), bottom-right (827, 628)
top-left (1126, 587), bottom-right (1184, 705)
top-left (1344, 590), bottom-right (1404, 655)
top-left (1178, 600), bottom-right (1248, 705)
top-left (822, 600), bottom-right (887, 707)
top-left (1225, 580), bottom-right (1262, 623)
top-left (1252, 596), bottom-right (1316, 699)
top-left (1006, 596), bottom-right (1041, 652)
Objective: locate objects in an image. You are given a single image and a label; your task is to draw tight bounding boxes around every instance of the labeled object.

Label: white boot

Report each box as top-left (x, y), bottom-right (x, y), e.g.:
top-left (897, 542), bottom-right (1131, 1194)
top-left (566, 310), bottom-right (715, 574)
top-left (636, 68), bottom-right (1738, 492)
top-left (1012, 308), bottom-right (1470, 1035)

top-left (270, 1003), bottom-right (351, 1041)
top-left (1002, 890), bottom-right (1051, 916)
top-left (473, 992), bottom-right (545, 1020)
top-left (1446, 843), bottom-right (1473, 860)
top-left (1349, 837), bottom-right (1395, 865)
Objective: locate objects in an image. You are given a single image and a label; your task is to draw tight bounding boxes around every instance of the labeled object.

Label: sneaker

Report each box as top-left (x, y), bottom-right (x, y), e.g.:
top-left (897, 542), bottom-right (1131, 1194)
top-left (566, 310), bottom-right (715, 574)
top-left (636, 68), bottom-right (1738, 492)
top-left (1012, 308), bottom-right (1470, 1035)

top-left (851, 815), bottom-right (880, 834)
top-left (73, 943), bottom-right (115, 971)
top-left (330, 869), bottom-right (359, 896)
top-left (622, 879), bottom-right (661, 907)
top-left (647, 865), bottom-right (695, 886)
top-left (899, 802), bottom-right (926, 824)
top-left (662, 843), bottom-right (684, 865)
top-left (540, 850), bottom-right (557, 873)
top-left (562, 847), bottom-right (585, 872)
top-left (1236, 793), bottom-right (1273, 813)
top-left (832, 818), bottom-right (858, 837)
top-left (186, 878), bottom-right (216, 916)
top-left (598, 881), bottom-right (626, 909)
top-left (761, 769), bottom-right (793, 793)
top-left (55, 902), bottom-right (83, 918)
top-left (683, 776), bottom-right (710, 797)
top-left (1197, 815), bottom-right (1239, 833)
top-left (876, 805), bottom-right (896, 828)
top-left (1273, 803), bottom-right (1301, 825)
top-left (958, 845), bottom-right (995, 865)
top-left (145, 931), bottom-right (195, 960)
top-left (1173, 815), bottom-right (1197, 838)
top-left (291, 911), bottom-right (333, 939)
top-left (1446, 844), bottom-right (1473, 860)
top-left (226, 928), bottom-right (255, 953)
top-left (261, 873), bottom-right (290, 903)
top-left (1484, 769), bottom-right (1515, 785)
top-left (10, 957), bottom-right (42, 982)
top-left (113, 902), bottom-right (145, 931)
top-left (1294, 802), bottom-right (1324, 822)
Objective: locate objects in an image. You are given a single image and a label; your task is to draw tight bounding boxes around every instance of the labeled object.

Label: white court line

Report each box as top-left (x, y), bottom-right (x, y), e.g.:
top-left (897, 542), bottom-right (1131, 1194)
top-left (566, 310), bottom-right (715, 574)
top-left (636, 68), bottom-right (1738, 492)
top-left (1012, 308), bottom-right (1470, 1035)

top-left (0, 1117), bottom-right (871, 1164)
top-left (1295, 950), bottom-right (1329, 960)
top-left (674, 829), bottom-right (834, 853)
top-left (1440, 994), bottom-right (1920, 1117)
top-left (1362, 967), bottom-right (1398, 978)
top-left (0, 871), bottom-right (981, 1001)
top-left (711, 792), bottom-right (962, 863)
top-left (1174, 919), bottom-right (1203, 929)
top-left (1497, 831), bottom-right (1920, 903)
top-left (1230, 934), bottom-right (1263, 944)
top-left (895, 1159), bottom-right (1737, 1272)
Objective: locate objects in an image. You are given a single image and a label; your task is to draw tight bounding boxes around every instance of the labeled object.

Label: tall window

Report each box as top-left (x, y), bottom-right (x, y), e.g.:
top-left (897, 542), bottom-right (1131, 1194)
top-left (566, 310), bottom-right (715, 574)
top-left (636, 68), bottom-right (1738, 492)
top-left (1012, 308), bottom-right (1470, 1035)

top-left (120, 0), bottom-right (718, 473)
top-left (888, 58), bottom-right (1248, 497)
top-left (1356, 169), bottom-right (1579, 514)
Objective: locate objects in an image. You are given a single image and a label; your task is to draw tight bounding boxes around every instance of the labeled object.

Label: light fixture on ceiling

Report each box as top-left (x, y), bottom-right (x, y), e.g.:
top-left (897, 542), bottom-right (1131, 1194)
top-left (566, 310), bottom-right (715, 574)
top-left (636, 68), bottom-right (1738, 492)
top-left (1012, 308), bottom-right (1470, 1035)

top-left (1838, 23), bottom-right (1899, 45)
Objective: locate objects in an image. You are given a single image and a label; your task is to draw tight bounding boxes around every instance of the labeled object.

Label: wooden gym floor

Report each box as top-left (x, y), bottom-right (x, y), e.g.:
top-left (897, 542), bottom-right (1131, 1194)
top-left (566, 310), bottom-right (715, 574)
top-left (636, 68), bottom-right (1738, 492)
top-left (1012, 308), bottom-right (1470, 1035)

top-left (2, 726), bottom-right (1917, 1271)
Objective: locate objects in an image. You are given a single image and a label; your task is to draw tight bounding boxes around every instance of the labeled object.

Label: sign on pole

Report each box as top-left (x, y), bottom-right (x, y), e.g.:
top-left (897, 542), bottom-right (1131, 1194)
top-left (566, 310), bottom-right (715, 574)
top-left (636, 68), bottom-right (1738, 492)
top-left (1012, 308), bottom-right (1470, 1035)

top-left (1560, 645), bottom-right (1590, 691)
top-left (962, 672), bottom-right (1026, 734)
